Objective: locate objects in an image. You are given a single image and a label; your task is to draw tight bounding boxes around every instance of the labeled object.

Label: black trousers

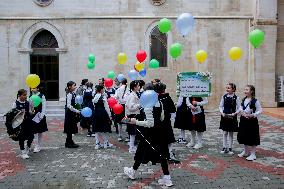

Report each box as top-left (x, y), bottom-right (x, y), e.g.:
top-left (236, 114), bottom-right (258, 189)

top-left (19, 135), bottom-right (34, 150)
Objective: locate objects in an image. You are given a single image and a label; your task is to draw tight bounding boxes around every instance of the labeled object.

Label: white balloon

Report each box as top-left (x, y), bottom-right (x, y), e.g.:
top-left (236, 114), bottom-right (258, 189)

top-left (176, 13), bottom-right (195, 36)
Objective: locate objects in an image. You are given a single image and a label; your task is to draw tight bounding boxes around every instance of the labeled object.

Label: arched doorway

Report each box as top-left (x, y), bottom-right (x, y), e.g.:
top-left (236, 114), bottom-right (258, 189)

top-left (30, 30), bottom-right (59, 100)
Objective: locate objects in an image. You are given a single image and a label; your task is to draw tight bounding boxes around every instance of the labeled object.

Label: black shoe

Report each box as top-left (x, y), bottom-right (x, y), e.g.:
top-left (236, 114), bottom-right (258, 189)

top-left (65, 143), bottom-right (79, 148)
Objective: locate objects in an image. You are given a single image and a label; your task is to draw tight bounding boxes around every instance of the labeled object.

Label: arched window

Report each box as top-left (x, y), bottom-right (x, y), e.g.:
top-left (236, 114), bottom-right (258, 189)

top-left (31, 30), bottom-right (58, 49)
top-left (150, 26), bottom-right (167, 67)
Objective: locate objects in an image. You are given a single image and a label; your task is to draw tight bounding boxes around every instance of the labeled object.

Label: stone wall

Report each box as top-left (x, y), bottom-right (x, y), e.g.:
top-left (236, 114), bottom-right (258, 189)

top-left (0, 0), bottom-right (280, 113)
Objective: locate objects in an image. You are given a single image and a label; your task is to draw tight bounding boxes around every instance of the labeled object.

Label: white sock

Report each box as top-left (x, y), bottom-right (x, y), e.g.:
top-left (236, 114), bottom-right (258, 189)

top-left (179, 130), bottom-right (185, 139)
top-left (190, 131), bottom-right (196, 143)
top-left (34, 133), bottom-right (39, 146)
top-left (95, 133), bottom-right (100, 144)
top-left (129, 135), bottom-right (135, 148)
top-left (244, 145), bottom-right (249, 154)
top-left (118, 124), bottom-right (123, 137)
top-left (168, 143), bottom-right (173, 154)
top-left (102, 134), bottom-right (108, 143)
top-left (251, 145), bottom-right (256, 155)
top-left (228, 132), bottom-right (233, 149)
top-left (222, 131), bottom-right (228, 148)
top-left (197, 132), bottom-right (203, 145)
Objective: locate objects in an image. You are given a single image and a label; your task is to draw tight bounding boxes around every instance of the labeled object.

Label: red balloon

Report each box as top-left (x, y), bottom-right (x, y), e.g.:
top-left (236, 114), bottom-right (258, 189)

top-left (136, 50), bottom-right (147, 63)
top-left (104, 78), bottom-right (113, 88)
top-left (107, 97), bottom-right (117, 109)
top-left (113, 104), bottom-right (123, 114)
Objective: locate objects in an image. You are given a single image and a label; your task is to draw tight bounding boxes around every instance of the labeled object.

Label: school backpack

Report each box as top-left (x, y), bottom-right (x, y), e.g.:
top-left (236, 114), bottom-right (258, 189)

top-left (4, 108), bottom-right (23, 141)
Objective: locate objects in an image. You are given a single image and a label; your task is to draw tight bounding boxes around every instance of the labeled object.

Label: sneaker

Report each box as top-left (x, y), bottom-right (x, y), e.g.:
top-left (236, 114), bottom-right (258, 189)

top-left (124, 167), bottom-right (135, 180)
top-left (246, 154), bottom-right (256, 161)
top-left (124, 137), bottom-right (130, 142)
top-left (220, 147), bottom-right (228, 154)
top-left (228, 148), bottom-right (234, 155)
top-left (238, 150), bottom-right (249, 158)
top-left (193, 143), bottom-right (203, 149)
top-left (87, 132), bottom-right (92, 137)
top-left (33, 145), bottom-right (41, 153)
top-left (158, 175), bottom-right (173, 187)
top-left (91, 133), bottom-right (96, 137)
top-left (129, 146), bottom-right (137, 154)
top-left (186, 141), bottom-right (195, 148)
top-left (118, 137), bottom-right (123, 142)
top-left (21, 150), bottom-right (29, 159)
top-left (95, 143), bottom-right (103, 149)
top-left (177, 138), bottom-right (187, 144)
top-left (104, 142), bottom-right (114, 149)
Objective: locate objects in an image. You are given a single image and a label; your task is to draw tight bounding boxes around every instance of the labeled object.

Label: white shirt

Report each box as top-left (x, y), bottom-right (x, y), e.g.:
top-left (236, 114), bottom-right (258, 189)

top-left (66, 93), bottom-right (80, 113)
top-left (125, 92), bottom-right (141, 115)
top-left (219, 93), bottom-right (241, 114)
top-left (113, 85), bottom-right (130, 104)
top-left (238, 98), bottom-right (262, 117)
top-left (177, 96), bottom-right (208, 108)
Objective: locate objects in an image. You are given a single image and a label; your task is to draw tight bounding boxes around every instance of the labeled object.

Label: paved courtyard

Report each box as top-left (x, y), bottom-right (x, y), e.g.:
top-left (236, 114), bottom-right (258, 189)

top-left (0, 112), bottom-right (283, 189)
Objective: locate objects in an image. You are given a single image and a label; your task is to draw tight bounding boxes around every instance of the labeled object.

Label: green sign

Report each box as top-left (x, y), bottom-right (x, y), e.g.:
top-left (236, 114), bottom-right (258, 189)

top-left (177, 72), bottom-right (212, 97)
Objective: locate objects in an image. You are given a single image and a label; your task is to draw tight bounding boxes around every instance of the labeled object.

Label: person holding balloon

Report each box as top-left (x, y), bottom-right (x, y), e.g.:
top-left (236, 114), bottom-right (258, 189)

top-left (12, 89), bottom-right (35, 159)
top-left (82, 82), bottom-right (95, 137)
top-left (30, 85), bottom-right (48, 153)
top-left (92, 85), bottom-right (113, 149)
top-left (125, 80), bottom-right (143, 154)
top-left (124, 83), bottom-right (173, 187)
top-left (64, 81), bottom-right (80, 148)
top-left (113, 78), bottom-right (130, 142)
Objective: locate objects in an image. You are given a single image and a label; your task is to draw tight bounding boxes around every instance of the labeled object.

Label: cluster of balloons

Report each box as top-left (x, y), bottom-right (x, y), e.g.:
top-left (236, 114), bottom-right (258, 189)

top-left (157, 13), bottom-right (195, 60)
top-left (87, 54), bottom-right (95, 70)
top-left (26, 74), bottom-right (40, 88)
top-left (107, 97), bottom-right (123, 114)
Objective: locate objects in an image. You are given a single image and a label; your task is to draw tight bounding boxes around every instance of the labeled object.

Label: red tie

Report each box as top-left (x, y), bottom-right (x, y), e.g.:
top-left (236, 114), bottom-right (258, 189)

top-left (192, 97), bottom-right (196, 124)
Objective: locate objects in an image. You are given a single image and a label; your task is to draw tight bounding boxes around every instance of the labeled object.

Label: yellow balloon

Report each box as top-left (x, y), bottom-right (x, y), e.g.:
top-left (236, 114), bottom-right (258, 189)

top-left (26, 74), bottom-right (40, 88)
top-left (229, 47), bottom-right (242, 61)
top-left (134, 62), bottom-right (145, 72)
top-left (196, 50), bottom-right (207, 63)
top-left (117, 53), bottom-right (127, 65)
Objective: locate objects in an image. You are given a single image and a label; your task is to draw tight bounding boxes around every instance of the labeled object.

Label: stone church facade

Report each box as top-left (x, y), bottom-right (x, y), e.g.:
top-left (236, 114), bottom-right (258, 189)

top-left (0, 0), bottom-right (283, 113)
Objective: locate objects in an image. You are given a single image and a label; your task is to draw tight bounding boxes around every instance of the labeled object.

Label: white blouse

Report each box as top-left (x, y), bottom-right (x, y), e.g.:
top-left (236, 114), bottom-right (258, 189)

top-left (219, 93), bottom-right (241, 114)
top-left (238, 98), bottom-right (262, 117)
top-left (113, 85), bottom-right (130, 104)
top-left (66, 93), bottom-right (80, 113)
top-left (125, 92), bottom-right (141, 115)
top-left (177, 96), bottom-right (208, 108)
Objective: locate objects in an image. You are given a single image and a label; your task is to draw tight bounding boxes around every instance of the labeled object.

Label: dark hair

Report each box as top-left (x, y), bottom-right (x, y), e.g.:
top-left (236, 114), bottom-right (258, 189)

top-left (143, 83), bottom-right (154, 91)
top-left (95, 85), bottom-right (104, 93)
top-left (86, 82), bottom-right (93, 89)
top-left (246, 85), bottom-right (255, 98)
top-left (154, 82), bottom-right (166, 94)
top-left (17, 89), bottom-right (27, 98)
top-left (32, 83), bottom-right (44, 93)
top-left (81, 79), bottom-right (88, 85)
top-left (152, 79), bottom-right (160, 84)
top-left (121, 78), bottom-right (127, 85)
top-left (130, 80), bottom-right (140, 91)
top-left (227, 83), bottom-right (236, 92)
top-left (137, 80), bottom-right (145, 88)
top-left (65, 81), bottom-right (76, 93)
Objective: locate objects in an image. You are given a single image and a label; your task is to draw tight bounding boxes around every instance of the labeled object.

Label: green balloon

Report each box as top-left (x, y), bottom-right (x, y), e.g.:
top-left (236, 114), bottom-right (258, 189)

top-left (87, 62), bottom-right (95, 70)
top-left (75, 103), bottom-right (81, 110)
top-left (88, 54), bottom-right (95, 63)
top-left (107, 71), bottom-right (116, 79)
top-left (170, 43), bottom-right (182, 58)
top-left (158, 18), bottom-right (172, 33)
top-left (149, 59), bottom-right (159, 69)
top-left (249, 29), bottom-right (265, 48)
top-left (30, 95), bottom-right (42, 108)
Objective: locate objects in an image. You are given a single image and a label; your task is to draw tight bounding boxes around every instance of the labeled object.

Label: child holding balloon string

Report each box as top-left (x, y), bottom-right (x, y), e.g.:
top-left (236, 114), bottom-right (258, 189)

top-left (30, 85), bottom-right (48, 153)
top-left (64, 81), bottom-right (80, 148)
top-left (125, 80), bottom-right (142, 154)
top-left (92, 85), bottom-right (113, 149)
top-left (82, 82), bottom-right (95, 137)
top-left (113, 78), bottom-right (130, 142)
top-left (12, 89), bottom-right (35, 159)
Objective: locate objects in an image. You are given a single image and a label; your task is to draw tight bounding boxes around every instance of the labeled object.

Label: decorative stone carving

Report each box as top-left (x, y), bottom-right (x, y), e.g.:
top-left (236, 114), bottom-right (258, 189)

top-left (34, 0), bottom-right (54, 7)
top-left (150, 0), bottom-right (166, 6)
